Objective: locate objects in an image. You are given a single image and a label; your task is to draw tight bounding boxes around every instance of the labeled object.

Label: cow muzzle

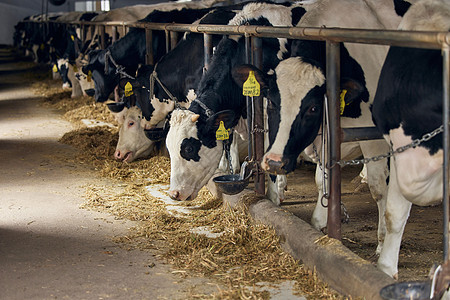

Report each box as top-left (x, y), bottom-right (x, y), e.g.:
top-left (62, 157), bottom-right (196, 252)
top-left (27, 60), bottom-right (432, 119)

top-left (262, 154), bottom-right (289, 175)
top-left (85, 89), bottom-right (95, 97)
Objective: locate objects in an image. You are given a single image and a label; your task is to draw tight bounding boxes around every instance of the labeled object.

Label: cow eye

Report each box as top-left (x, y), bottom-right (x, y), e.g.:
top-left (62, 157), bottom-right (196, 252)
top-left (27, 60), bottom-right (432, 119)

top-left (309, 106), bottom-right (317, 113)
top-left (128, 121), bottom-right (134, 127)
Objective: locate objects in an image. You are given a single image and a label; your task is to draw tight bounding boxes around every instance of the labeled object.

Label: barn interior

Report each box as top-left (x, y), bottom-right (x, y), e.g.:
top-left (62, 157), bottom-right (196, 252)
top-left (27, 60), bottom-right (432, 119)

top-left (0, 0), bottom-right (448, 299)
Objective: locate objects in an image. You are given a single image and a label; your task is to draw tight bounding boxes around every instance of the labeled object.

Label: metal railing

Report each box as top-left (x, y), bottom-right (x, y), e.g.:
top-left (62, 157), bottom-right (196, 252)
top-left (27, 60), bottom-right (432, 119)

top-left (21, 17), bottom-right (450, 258)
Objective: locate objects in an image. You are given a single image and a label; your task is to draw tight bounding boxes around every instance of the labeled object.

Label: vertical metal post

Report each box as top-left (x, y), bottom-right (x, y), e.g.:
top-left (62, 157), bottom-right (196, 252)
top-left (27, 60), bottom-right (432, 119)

top-left (203, 33), bottom-right (212, 72)
top-left (165, 30), bottom-right (170, 53)
top-left (90, 25), bottom-right (94, 41)
top-left (245, 34), bottom-right (253, 161)
top-left (326, 41), bottom-right (342, 240)
top-left (145, 28), bottom-right (154, 65)
top-left (170, 31), bottom-right (178, 51)
top-left (443, 45), bottom-right (450, 261)
top-left (252, 36), bottom-right (265, 195)
top-left (111, 26), bottom-right (117, 43)
top-left (99, 25), bottom-right (105, 49)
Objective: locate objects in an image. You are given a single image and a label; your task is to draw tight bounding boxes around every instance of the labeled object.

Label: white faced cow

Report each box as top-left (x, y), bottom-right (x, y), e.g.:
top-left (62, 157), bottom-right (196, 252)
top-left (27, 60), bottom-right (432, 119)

top-left (165, 2), bottom-right (307, 202)
top-left (233, 0), bottom-right (406, 278)
top-left (372, 0), bottom-right (450, 279)
top-left (113, 106), bottom-right (166, 162)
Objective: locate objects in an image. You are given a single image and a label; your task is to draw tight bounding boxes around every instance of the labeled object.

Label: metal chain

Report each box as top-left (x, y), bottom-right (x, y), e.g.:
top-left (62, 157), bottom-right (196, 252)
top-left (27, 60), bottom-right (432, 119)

top-left (328, 124), bottom-right (444, 169)
top-left (252, 125), bottom-right (268, 133)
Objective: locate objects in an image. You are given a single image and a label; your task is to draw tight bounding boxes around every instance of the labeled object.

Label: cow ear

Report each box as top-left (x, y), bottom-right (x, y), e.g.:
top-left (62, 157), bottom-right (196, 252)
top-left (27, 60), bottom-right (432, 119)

top-left (340, 77), bottom-right (369, 106)
top-left (232, 64), bottom-right (268, 91)
top-left (118, 78), bottom-right (141, 91)
top-left (206, 110), bottom-right (237, 132)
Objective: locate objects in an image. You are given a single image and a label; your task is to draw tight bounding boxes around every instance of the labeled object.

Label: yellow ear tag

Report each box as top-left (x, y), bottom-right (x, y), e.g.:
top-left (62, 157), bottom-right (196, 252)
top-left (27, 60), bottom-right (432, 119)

top-left (340, 89), bottom-right (348, 115)
top-left (124, 82), bottom-right (133, 97)
top-left (52, 64), bottom-right (58, 73)
top-left (40, 43), bottom-right (45, 50)
top-left (87, 70), bottom-right (92, 82)
top-left (242, 71), bottom-right (260, 97)
top-left (216, 121), bottom-right (230, 141)
top-left (73, 66), bottom-right (78, 72)
top-left (71, 35), bottom-right (75, 41)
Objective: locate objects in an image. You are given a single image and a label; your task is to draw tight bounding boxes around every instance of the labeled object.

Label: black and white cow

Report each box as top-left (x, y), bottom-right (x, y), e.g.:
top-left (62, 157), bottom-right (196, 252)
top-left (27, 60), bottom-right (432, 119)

top-left (372, 0), bottom-right (450, 279)
top-left (233, 0), bottom-right (404, 277)
top-left (165, 2), bottom-right (307, 202)
top-left (82, 7), bottom-right (215, 102)
top-left (106, 7), bottom-right (242, 163)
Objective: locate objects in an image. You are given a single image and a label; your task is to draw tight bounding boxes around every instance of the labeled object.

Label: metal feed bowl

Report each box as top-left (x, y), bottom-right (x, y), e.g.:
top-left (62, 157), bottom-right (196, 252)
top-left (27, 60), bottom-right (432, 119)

top-left (213, 174), bottom-right (250, 195)
top-left (106, 102), bottom-right (125, 113)
top-left (380, 281), bottom-right (432, 300)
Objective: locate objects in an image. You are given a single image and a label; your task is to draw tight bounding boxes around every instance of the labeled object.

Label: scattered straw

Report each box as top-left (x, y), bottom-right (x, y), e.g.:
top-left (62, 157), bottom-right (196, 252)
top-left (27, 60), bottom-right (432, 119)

top-left (34, 73), bottom-right (346, 299)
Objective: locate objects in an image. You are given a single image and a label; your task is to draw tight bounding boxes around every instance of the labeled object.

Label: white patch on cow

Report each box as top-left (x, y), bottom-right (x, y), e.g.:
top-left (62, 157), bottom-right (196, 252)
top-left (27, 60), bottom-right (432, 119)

top-left (227, 2), bottom-right (300, 56)
top-left (148, 96), bottom-right (175, 128)
top-left (186, 89), bottom-right (197, 102)
top-left (67, 64), bottom-right (83, 98)
top-left (262, 57), bottom-right (325, 168)
top-left (389, 126), bottom-right (443, 205)
top-left (399, 0), bottom-right (450, 31)
top-left (115, 106), bottom-right (156, 162)
top-left (167, 109), bottom-right (224, 201)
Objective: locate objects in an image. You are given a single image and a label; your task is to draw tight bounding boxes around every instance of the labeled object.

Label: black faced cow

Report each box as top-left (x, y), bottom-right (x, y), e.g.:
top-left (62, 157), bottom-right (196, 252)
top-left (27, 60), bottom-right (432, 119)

top-left (372, 0), bottom-right (449, 279)
top-left (82, 7), bottom-right (215, 102)
top-left (233, 0), bottom-right (404, 278)
top-left (165, 2), bottom-right (307, 203)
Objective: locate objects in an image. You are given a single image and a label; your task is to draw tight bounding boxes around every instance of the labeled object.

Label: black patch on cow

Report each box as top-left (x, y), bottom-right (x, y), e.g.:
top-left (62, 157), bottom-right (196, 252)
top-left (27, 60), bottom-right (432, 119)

top-left (180, 137), bottom-right (202, 162)
top-left (394, 0), bottom-right (412, 17)
top-left (372, 47), bottom-right (443, 155)
top-left (291, 7), bottom-right (307, 26)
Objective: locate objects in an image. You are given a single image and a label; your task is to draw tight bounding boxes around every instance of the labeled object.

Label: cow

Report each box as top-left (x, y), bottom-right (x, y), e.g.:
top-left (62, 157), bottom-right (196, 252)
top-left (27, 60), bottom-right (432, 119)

top-left (232, 0), bottom-right (405, 278)
top-left (165, 2), bottom-right (307, 203)
top-left (103, 7), bottom-right (242, 165)
top-left (372, 0), bottom-right (450, 279)
top-left (82, 6), bottom-right (219, 102)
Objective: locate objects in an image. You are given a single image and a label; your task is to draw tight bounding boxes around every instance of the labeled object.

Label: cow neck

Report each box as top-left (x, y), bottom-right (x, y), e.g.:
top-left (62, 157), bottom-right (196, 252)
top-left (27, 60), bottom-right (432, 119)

top-left (104, 49), bottom-right (135, 80)
top-left (149, 62), bottom-right (180, 107)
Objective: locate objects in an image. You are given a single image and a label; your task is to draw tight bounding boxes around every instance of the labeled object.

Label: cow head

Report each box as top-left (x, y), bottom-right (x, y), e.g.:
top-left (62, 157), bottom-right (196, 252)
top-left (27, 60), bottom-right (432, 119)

top-left (233, 56), bottom-right (367, 175)
top-left (166, 108), bottom-right (237, 201)
top-left (82, 49), bottom-right (118, 102)
top-left (114, 106), bottom-right (157, 162)
top-left (57, 58), bottom-right (72, 89)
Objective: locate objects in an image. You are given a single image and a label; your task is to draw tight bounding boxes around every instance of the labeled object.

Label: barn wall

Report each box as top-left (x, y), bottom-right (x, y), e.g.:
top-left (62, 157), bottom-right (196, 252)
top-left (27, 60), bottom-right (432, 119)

top-left (109, 0), bottom-right (166, 9)
top-left (0, 0), bottom-right (75, 45)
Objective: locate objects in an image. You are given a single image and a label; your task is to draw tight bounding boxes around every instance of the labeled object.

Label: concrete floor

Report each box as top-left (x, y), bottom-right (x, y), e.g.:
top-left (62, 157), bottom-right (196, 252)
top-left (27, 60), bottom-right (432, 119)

top-left (0, 49), bottom-right (217, 299)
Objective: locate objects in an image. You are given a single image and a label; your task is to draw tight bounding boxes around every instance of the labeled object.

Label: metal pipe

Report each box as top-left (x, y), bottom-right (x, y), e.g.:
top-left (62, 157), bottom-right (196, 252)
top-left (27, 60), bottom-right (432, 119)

top-left (170, 31), bottom-right (178, 51)
top-left (203, 33), bottom-right (212, 72)
top-left (443, 45), bottom-right (450, 261)
top-left (326, 41), bottom-right (342, 240)
top-left (32, 20), bottom-right (450, 50)
top-left (99, 25), bottom-right (105, 49)
top-left (245, 34), bottom-right (252, 162)
top-left (165, 30), bottom-right (170, 53)
top-left (145, 28), bottom-right (153, 65)
top-left (252, 36), bottom-right (265, 196)
top-left (341, 127), bottom-right (383, 143)
top-left (111, 26), bottom-right (117, 43)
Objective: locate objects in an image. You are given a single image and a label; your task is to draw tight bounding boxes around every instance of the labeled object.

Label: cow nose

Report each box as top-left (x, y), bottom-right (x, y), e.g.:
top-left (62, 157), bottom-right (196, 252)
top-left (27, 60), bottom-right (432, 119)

top-left (169, 190), bottom-right (181, 201)
top-left (84, 88), bottom-right (95, 97)
top-left (114, 150), bottom-right (123, 160)
top-left (262, 154), bottom-right (288, 175)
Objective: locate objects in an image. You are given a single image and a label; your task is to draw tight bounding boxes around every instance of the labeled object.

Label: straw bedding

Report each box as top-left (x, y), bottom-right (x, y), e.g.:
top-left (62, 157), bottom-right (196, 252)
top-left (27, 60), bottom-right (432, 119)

top-left (35, 76), bottom-right (346, 299)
